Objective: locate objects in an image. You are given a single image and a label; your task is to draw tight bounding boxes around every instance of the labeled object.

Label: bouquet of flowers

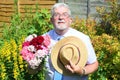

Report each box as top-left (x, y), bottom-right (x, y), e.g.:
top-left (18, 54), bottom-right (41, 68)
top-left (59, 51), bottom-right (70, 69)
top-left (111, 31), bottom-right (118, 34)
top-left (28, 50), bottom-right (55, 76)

top-left (21, 34), bottom-right (51, 69)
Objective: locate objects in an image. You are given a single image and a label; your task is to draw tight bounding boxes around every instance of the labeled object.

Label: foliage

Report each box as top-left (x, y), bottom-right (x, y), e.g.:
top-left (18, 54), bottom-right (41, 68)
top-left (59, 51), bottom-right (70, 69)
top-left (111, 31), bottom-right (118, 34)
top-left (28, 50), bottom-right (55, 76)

top-left (0, 37), bottom-right (47, 80)
top-left (0, 38), bottom-right (26, 80)
top-left (95, 0), bottom-right (120, 39)
top-left (72, 1), bottom-right (120, 80)
top-left (2, 9), bottom-right (53, 42)
top-left (91, 0), bottom-right (120, 79)
top-left (0, 6), bottom-right (52, 80)
top-left (72, 17), bottom-right (120, 80)
top-left (91, 34), bottom-right (120, 80)
top-left (72, 17), bottom-right (96, 37)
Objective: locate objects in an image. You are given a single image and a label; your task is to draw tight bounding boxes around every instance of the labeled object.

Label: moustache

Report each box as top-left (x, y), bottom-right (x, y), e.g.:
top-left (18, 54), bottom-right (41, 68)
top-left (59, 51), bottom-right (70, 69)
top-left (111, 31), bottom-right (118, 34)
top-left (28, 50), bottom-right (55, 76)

top-left (57, 20), bottom-right (65, 23)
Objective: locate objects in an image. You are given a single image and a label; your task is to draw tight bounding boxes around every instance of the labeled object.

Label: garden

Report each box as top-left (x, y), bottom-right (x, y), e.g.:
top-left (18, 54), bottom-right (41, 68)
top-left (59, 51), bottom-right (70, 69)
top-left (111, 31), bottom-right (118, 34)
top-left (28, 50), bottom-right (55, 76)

top-left (0, 0), bottom-right (120, 80)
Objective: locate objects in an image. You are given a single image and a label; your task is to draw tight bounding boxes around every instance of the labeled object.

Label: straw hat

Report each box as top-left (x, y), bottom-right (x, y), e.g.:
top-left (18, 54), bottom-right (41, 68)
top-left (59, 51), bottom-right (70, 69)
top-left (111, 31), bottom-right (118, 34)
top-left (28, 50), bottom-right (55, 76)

top-left (50, 36), bottom-right (88, 75)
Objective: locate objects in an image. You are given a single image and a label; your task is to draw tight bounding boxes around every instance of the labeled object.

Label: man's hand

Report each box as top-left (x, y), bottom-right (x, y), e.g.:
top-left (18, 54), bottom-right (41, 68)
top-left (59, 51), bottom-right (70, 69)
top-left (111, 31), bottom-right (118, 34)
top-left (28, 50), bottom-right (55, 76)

top-left (65, 61), bottom-right (83, 75)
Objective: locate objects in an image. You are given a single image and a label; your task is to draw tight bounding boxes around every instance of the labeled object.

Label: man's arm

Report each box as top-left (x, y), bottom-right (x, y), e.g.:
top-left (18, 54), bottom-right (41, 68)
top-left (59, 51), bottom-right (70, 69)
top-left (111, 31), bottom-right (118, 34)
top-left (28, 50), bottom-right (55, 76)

top-left (65, 60), bottom-right (99, 75)
top-left (82, 60), bottom-right (98, 75)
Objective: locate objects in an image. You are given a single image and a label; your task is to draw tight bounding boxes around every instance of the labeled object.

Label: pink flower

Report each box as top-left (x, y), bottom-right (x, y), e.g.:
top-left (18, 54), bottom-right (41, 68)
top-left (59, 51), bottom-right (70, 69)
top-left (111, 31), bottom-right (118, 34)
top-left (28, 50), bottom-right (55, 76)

top-left (22, 41), bottom-right (30, 47)
top-left (43, 35), bottom-right (51, 47)
top-left (21, 46), bottom-right (35, 61)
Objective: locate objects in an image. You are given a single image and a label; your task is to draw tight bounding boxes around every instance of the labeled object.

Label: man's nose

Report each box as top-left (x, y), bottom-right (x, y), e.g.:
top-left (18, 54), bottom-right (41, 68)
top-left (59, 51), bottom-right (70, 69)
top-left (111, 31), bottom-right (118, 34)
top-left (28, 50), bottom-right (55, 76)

top-left (59, 14), bottom-right (64, 19)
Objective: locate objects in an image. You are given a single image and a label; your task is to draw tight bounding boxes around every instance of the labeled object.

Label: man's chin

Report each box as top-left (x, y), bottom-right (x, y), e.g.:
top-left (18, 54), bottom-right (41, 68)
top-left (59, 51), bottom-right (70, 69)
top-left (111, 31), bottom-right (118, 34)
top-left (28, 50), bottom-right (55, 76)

top-left (55, 27), bottom-right (67, 30)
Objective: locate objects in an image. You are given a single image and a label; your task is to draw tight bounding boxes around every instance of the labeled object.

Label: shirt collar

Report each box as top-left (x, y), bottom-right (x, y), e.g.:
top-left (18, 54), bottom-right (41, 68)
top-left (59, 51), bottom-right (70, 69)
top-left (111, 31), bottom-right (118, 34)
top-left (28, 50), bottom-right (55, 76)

top-left (53, 30), bottom-right (63, 41)
top-left (52, 28), bottom-right (72, 40)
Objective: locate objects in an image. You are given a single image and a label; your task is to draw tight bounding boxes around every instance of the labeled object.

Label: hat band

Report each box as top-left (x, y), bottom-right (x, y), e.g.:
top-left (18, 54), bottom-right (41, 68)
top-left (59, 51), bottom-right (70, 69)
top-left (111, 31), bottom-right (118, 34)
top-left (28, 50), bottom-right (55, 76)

top-left (58, 43), bottom-right (80, 66)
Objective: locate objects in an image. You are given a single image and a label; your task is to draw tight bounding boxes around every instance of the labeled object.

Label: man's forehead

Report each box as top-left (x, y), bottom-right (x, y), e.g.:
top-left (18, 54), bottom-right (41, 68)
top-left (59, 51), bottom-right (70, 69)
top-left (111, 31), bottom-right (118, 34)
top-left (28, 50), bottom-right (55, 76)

top-left (54, 7), bottom-right (69, 13)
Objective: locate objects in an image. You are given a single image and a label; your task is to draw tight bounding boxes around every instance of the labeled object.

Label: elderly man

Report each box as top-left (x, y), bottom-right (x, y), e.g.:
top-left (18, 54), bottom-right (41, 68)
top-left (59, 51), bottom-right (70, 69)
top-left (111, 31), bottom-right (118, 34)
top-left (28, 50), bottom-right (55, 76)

top-left (28, 3), bottom-right (98, 80)
top-left (45, 3), bottom-right (99, 80)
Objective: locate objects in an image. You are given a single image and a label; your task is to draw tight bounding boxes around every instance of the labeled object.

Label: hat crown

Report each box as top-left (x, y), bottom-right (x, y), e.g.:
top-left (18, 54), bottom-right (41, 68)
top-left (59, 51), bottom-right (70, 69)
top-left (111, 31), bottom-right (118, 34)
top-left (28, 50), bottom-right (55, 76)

top-left (59, 44), bottom-right (80, 66)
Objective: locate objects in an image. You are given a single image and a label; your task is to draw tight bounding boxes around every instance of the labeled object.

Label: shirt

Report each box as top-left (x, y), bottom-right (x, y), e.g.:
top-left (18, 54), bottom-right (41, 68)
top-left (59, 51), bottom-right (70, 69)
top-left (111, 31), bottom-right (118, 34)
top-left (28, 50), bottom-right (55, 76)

top-left (45, 28), bottom-right (97, 80)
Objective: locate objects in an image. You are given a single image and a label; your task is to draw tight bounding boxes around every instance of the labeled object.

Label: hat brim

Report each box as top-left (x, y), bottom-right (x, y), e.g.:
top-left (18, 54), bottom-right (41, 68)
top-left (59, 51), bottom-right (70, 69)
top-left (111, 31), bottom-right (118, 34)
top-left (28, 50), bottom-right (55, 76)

top-left (50, 36), bottom-right (88, 75)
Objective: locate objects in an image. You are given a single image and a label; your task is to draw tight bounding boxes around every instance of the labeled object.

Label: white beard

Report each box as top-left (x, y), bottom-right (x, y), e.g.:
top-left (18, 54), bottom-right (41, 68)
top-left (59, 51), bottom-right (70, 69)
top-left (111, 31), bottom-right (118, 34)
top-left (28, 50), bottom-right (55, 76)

top-left (55, 24), bottom-right (67, 30)
top-left (55, 20), bottom-right (68, 30)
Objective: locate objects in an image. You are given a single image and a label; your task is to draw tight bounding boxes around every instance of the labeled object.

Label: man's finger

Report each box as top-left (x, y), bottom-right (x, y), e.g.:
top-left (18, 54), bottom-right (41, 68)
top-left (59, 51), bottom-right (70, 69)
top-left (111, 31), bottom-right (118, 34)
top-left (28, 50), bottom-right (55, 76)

top-left (69, 61), bottom-right (75, 69)
top-left (65, 65), bottom-right (74, 73)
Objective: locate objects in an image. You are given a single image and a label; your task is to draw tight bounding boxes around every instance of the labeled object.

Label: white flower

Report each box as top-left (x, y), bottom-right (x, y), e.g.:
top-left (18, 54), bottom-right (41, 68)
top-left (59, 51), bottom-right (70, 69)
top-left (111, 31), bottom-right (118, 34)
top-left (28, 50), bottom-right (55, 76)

top-left (28, 57), bottom-right (42, 69)
top-left (36, 50), bottom-right (47, 58)
top-left (32, 34), bottom-right (37, 37)
top-left (28, 45), bottom-right (36, 52)
top-left (25, 34), bottom-right (37, 42)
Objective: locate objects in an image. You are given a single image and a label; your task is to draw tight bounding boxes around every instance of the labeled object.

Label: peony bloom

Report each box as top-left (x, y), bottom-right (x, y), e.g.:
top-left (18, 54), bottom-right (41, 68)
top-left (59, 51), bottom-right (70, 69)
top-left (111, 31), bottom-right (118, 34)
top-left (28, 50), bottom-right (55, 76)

top-left (30, 36), bottom-right (44, 50)
top-left (25, 34), bottom-right (37, 42)
top-left (22, 41), bottom-right (30, 47)
top-left (28, 45), bottom-right (36, 52)
top-left (21, 46), bottom-right (35, 62)
top-left (43, 35), bottom-right (51, 47)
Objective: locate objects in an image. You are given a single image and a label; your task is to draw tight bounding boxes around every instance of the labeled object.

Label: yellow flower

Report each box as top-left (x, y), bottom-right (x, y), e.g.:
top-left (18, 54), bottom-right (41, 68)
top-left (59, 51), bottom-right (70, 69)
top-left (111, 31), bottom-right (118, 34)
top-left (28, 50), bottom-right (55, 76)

top-left (10, 39), bottom-right (17, 51)
top-left (18, 55), bottom-right (24, 72)
top-left (13, 69), bottom-right (19, 79)
top-left (13, 62), bottom-right (20, 79)
top-left (0, 63), bottom-right (7, 80)
top-left (1, 73), bottom-right (6, 80)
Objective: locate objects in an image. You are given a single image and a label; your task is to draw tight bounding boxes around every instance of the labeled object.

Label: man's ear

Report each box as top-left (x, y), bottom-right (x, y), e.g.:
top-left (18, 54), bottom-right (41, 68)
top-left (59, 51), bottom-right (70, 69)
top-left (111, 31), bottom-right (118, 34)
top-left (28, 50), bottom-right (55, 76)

top-left (50, 17), bottom-right (53, 23)
top-left (70, 17), bottom-right (73, 24)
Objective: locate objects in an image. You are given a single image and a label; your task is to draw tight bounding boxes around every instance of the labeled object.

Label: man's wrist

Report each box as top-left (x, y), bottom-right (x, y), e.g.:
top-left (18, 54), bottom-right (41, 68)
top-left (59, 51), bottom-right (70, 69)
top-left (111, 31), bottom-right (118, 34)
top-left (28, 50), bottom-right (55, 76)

top-left (81, 68), bottom-right (86, 75)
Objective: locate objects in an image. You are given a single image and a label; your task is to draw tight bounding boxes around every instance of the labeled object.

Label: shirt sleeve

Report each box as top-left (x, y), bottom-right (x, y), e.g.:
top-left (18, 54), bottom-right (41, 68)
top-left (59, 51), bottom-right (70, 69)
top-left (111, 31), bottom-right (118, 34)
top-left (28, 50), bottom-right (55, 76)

top-left (84, 36), bottom-right (97, 64)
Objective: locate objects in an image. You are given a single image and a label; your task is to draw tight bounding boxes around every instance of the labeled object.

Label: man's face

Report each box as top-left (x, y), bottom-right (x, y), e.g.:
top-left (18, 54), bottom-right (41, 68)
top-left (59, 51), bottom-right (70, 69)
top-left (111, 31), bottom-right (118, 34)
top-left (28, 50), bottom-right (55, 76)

top-left (51, 6), bottom-right (72, 30)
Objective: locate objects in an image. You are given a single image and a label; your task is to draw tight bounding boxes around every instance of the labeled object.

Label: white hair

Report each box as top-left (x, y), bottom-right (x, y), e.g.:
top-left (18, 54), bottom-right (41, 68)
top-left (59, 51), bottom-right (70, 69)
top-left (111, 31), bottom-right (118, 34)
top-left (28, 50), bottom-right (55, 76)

top-left (51, 3), bottom-right (71, 17)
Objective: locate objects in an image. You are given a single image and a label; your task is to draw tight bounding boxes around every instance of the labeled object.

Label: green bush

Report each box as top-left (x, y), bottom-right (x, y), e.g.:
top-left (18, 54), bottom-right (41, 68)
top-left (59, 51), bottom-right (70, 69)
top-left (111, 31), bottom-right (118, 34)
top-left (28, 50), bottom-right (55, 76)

top-left (72, 1), bottom-right (120, 79)
top-left (0, 8), bottom-right (52, 80)
top-left (95, 0), bottom-right (120, 39)
top-left (2, 9), bottom-right (53, 42)
top-left (91, 34), bottom-right (120, 80)
top-left (91, 0), bottom-right (120, 79)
